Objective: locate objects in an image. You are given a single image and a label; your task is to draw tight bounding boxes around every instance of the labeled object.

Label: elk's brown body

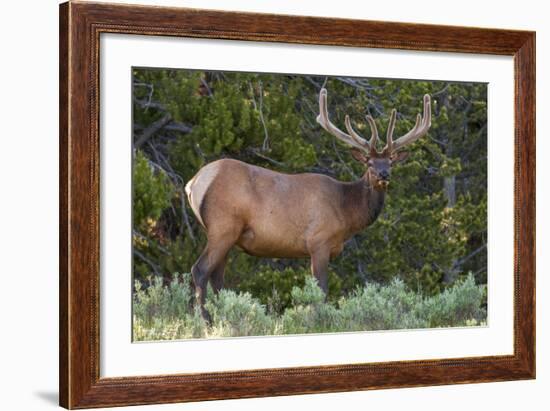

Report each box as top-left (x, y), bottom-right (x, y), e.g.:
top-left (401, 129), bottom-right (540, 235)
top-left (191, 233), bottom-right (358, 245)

top-left (186, 89), bottom-right (431, 320)
top-left (187, 158), bottom-right (386, 258)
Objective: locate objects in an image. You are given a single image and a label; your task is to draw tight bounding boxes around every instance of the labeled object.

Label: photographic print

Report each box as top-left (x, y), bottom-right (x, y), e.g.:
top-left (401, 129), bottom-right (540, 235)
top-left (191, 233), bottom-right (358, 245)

top-left (59, 4), bottom-right (535, 406)
top-left (131, 68), bottom-right (488, 341)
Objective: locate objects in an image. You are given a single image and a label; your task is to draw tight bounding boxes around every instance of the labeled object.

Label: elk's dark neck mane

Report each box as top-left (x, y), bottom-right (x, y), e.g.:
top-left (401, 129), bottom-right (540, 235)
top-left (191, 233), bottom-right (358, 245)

top-left (341, 171), bottom-right (386, 234)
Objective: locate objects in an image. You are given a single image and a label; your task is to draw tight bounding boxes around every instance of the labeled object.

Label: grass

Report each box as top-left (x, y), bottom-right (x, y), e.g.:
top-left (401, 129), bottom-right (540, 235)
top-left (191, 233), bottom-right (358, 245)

top-left (133, 273), bottom-right (486, 341)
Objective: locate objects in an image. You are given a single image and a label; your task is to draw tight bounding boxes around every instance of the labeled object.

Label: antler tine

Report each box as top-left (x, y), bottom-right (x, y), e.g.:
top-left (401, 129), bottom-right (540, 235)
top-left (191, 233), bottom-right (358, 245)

top-left (316, 88), bottom-right (370, 152)
top-left (344, 115), bottom-right (369, 148)
top-left (365, 115), bottom-right (379, 151)
top-left (391, 94), bottom-right (432, 152)
top-left (383, 109), bottom-right (397, 153)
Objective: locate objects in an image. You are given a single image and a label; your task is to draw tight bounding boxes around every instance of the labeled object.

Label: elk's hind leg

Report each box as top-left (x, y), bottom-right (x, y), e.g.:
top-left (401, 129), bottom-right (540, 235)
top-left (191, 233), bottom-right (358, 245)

top-left (191, 226), bottom-right (240, 322)
top-left (308, 245), bottom-right (331, 295)
top-left (191, 247), bottom-right (213, 323)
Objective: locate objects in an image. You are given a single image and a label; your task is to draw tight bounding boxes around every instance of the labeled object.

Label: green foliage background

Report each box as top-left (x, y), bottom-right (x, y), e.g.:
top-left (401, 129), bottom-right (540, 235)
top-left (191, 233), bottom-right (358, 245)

top-left (132, 68), bottom-right (487, 318)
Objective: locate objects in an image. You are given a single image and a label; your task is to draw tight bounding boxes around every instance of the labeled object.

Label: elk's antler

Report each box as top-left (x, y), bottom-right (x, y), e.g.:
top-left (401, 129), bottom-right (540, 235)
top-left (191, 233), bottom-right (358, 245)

top-left (317, 88), bottom-right (431, 156)
top-left (317, 88), bottom-right (374, 153)
top-left (387, 94), bottom-right (431, 153)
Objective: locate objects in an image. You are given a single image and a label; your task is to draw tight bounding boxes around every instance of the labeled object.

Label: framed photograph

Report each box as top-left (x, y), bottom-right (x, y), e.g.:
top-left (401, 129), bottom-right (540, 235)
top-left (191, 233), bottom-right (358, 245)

top-left (59, 1), bottom-right (535, 408)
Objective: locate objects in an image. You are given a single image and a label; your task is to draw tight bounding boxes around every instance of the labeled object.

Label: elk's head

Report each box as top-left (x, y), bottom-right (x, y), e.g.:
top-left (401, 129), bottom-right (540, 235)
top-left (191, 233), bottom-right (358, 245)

top-left (317, 88), bottom-right (431, 191)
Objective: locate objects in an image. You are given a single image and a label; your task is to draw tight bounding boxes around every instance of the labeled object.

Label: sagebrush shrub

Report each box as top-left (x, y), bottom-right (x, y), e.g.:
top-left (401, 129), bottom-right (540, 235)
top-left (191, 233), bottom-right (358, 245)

top-left (133, 273), bottom-right (486, 341)
top-left (280, 277), bottom-right (340, 334)
top-left (206, 289), bottom-right (274, 337)
top-left (414, 274), bottom-right (486, 327)
top-left (338, 279), bottom-right (428, 331)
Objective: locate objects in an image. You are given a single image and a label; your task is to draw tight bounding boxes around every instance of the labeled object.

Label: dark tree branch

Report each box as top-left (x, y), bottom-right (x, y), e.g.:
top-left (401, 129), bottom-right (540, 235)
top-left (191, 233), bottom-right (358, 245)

top-left (133, 248), bottom-right (161, 276)
top-left (133, 229), bottom-right (171, 256)
top-left (133, 97), bottom-right (165, 111)
top-left (444, 243), bottom-right (488, 283)
top-left (432, 83), bottom-right (451, 97)
top-left (199, 77), bottom-right (213, 97)
top-left (247, 148), bottom-right (285, 167)
top-left (133, 82), bottom-right (155, 111)
top-left (453, 243), bottom-right (487, 270)
top-left (164, 122), bottom-right (193, 134)
top-left (135, 113), bottom-right (172, 149)
top-left (248, 81), bottom-right (270, 151)
top-left (180, 195), bottom-right (197, 244)
top-left (147, 143), bottom-right (197, 244)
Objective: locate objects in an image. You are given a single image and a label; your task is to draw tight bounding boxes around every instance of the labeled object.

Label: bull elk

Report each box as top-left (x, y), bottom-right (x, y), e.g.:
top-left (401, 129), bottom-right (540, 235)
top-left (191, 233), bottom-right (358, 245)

top-left (185, 88), bottom-right (431, 320)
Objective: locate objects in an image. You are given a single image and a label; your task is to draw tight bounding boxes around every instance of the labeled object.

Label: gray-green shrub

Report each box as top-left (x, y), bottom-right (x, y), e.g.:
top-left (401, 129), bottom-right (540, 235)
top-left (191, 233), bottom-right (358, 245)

top-left (413, 274), bottom-right (486, 327)
top-left (205, 289), bottom-right (274, 337)
top-left (337, 279), bottom-right (428, 332)
top-left (133, 273), bottom-right (486, 341)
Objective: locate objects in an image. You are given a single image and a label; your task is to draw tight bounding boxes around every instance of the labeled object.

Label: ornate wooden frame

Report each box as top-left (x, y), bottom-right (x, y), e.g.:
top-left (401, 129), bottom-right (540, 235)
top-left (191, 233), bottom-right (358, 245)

top-left (59, 1), bottom-right (535, 408)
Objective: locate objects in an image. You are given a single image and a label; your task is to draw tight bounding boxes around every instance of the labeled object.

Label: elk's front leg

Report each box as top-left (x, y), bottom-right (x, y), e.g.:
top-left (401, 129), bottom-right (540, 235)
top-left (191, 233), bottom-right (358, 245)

top-left (308, 246), bottom-right (331, 294)
top-left (209, 257), bottom-right (228, 295)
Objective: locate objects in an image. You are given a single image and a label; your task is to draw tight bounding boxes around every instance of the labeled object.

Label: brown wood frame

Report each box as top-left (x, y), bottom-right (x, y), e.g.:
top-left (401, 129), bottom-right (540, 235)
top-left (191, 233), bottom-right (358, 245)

top-left (59, 1), bottom-right (536, 408)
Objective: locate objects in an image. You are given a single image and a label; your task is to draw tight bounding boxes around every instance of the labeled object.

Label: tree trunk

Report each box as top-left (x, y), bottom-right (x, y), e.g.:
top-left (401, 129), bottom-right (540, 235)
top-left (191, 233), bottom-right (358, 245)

top-left (444, 175), bottom-right (456, 208)
top-left (444, 174), bottom-right (457, 283)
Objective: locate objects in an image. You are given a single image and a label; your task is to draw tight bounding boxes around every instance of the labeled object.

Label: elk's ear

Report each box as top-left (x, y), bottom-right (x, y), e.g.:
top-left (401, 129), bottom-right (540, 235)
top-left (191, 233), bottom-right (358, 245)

top-left (350, 148), bottom-right (369, 163)
top-left (391, 151), bottom-right (410, 164)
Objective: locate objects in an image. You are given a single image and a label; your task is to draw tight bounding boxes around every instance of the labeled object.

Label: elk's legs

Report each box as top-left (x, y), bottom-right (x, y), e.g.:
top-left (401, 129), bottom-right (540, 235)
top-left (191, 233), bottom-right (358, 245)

top-left (191, 247), bottom-right (214, 323)
top-left (309, 247), bottom-right (331, 294)
top-left (191, 229), bottom-right (238, 322)
top-left (210, 257), bottom-right (228, 295)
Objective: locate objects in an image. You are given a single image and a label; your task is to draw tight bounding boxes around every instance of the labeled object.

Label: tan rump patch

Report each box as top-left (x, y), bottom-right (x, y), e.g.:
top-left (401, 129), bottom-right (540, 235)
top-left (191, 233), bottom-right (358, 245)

top-left (185, 161), bottom-right (221, 228)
